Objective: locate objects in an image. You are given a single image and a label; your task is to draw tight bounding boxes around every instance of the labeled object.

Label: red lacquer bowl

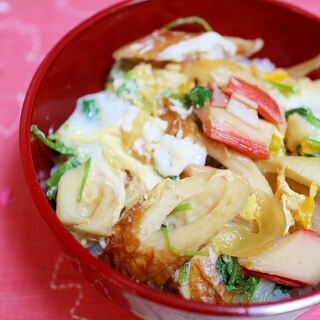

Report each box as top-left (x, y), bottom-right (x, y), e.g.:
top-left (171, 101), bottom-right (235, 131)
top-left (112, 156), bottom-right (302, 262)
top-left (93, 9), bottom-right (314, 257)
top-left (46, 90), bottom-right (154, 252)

top-left (20, 0), bottom-right (320, 319)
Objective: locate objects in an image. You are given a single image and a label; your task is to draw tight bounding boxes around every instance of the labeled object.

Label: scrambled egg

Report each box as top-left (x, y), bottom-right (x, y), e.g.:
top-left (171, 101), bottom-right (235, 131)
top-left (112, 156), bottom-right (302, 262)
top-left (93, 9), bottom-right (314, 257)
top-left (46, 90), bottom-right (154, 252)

top-left (56, 64), bottom-right (207, 196)
top-left (239, 193), bottom-right (260, 221)
top-left (276, 167), bottom-right (318, 232)
top-left (111, 63), bottom-right (188, 116)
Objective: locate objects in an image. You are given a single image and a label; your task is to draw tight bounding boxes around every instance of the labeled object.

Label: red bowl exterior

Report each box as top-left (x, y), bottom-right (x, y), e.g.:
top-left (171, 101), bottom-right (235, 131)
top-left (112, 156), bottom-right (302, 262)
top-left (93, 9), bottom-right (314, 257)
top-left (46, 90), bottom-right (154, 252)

top-left (20, 0), bottom-right (320, 318)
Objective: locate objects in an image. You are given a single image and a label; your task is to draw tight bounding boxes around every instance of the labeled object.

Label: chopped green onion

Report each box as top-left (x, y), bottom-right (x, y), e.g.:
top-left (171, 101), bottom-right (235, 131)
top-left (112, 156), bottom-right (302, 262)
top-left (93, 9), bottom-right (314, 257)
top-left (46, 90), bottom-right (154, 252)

top-left (285, 107), bottom-right (320, 128)
top-left (302, 138), bottom-right (320, 147)
top-left (267, 80), bottom-right (298, 94)
top-left (161, 226), bottom-right (209, 257)
top-left (77, 157), bottom-right (92, 202)
top-left (82, 99), bottom-right (100, 119)
top-left (183, 86), bottom-right (212, 110)
top-left (168, 175), bottom-right (179, 181)
top-left (169, 202), bottom-right (193, 215)
top-left (164, 16), bottom-right (213, 32)
top-left (178, 263), bottom-right (190, 286)
top-left (31, 125), bottom-right (75, 155)
top-left (300, 138), bottom-right (320, 157)
top-left (306, 109), bottom-right (320, 128)
top-left (46, 156), bottom-right (81, 199)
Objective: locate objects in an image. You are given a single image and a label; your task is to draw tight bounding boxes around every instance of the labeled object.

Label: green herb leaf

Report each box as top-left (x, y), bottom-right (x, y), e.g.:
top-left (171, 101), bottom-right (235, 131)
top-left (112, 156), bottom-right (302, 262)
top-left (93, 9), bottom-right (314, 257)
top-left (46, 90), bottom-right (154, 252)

top-left (178, 262), bottom-right (190, 286)
top-left (164, 16), bottom-right (213, 32)
top-left (285, 107), bottom-right (320, 128)
top-left (216, 255), bottom-right (258, 296)
top-left (46, 156), bottom-right (81, 199)
top-left (169, 202), bottom-right (193, 215)
top-left (238, 276), bottom-right (259, 295)
top-left (267, 80), bottom-right (298, 94)
top-left (31, 125), bottom-right (75, 155)
top-left (82, 99), bottom-right (100, 119)
top-left (273, 284), bottom-right (293, 293)
top-left (162, 226), bottom-right (209, 257)
top-left (77, 157), bottom-right (92, 202)
top-left (183, 86), bottom-right (212, 110)
top-left (216, 255), bottom-right (230, 284)
top-left (228, 257), bottom-right (240, 288)
top-left (168, 175), bottom-right (179, 181)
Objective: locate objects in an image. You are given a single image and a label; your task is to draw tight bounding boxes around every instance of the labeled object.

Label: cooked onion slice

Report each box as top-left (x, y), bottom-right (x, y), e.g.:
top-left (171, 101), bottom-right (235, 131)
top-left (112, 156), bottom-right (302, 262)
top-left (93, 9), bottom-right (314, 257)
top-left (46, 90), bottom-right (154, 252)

top-left (214, 190), bottom-right (286, 257)
top-left (256, 156), bottom-right (320, 187)
top-left (107, 170), bottom-right (250, 286)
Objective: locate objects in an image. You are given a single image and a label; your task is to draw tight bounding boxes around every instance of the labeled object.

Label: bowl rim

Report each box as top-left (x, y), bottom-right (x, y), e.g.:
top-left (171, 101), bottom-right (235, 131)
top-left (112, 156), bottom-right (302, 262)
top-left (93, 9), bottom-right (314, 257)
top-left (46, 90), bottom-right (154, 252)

top-left (19, 0), bottom-right (320, 317)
